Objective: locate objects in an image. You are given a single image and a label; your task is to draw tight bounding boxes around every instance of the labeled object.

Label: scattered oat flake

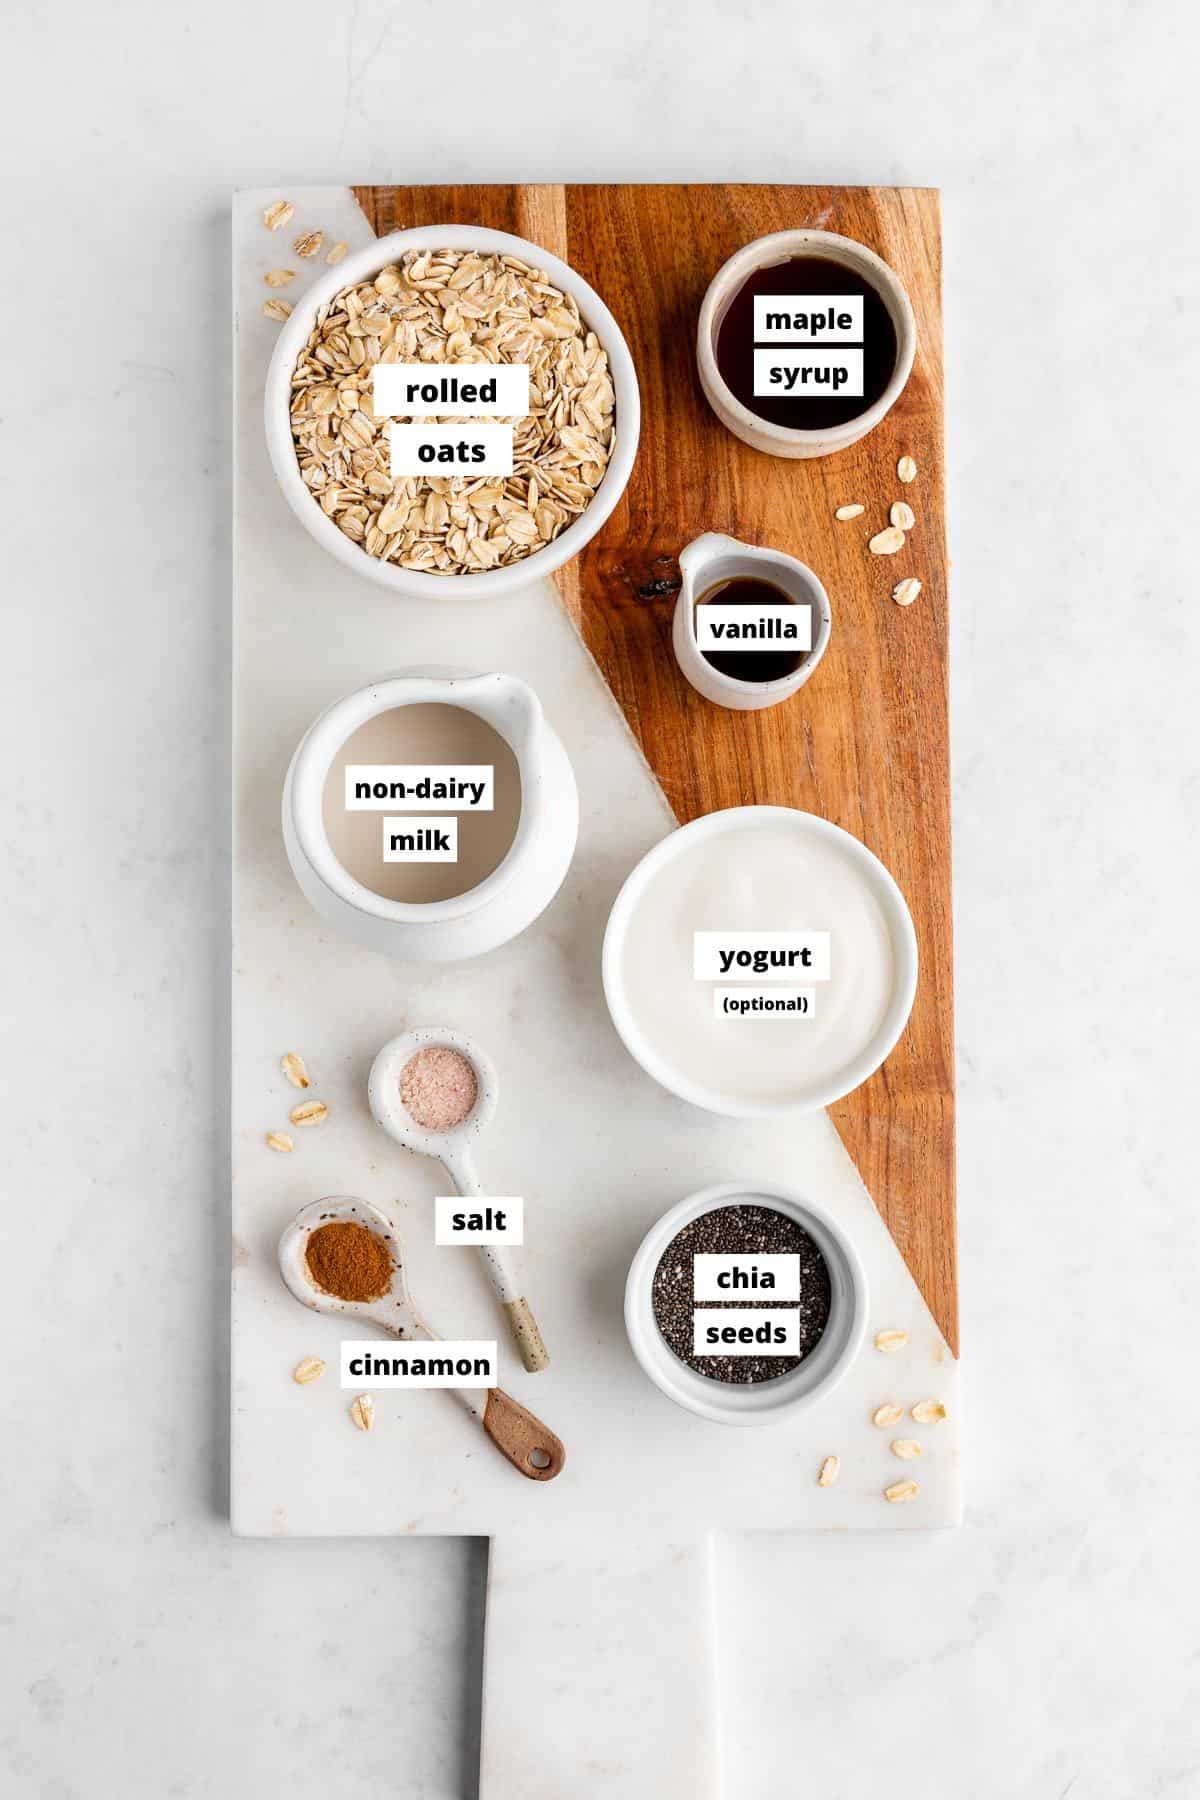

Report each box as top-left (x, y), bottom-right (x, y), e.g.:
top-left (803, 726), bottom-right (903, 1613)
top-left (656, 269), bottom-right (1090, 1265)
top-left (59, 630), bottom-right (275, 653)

top-left (266, 1131), bottom-right (294, 1153)
top-left (290, 1099), bottom-right (328, 1127)
top-left (263, 298), bottom-right (292, 322)
top-left (891, 1439), bottom-right (922, 1460)
top-left (349, 1395), bottom-right (375, 1433)
top-left (912, 1400), bottom-right (947, 1424)
top-left (897, 455), bottom-right (918, 483)
top-left (875, 1329), bottom-right (908, 1353)
top-left (892, 578), bottom-right (922, 608)
top-left (835, 503), bottom-right (865, 521)
top-left (872, 1402), bottom-right (905, 1428)
top-left (263, 200), bottom-right (295, 232)
top-left (890, 501), bottom-right (915, 531)
top-left (869, 526), bottom-right (906, 555)
top-left (293, 1356), bottom-right (325, 1385)
top-left (281, 1052), bottom-right (310, 1089)
top-left (885, 1479), bottom-right (920, 1503)
top-left (294, 230), bottom-right (324, 259)
top-left (326, 241), bottom-right (348, 265)
top-left (265, 269), bottom-right (296, 287)
top-left (817, 1455), bottom-right (841, 1488)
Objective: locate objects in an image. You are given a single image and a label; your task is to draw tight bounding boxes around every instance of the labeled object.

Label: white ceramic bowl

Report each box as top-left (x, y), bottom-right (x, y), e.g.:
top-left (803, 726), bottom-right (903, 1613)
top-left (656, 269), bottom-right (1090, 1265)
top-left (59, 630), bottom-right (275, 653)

top-left (624, 1181), bottom-right (868, 1425)
top-left (696, 228), bottom-right (916, 459)
top-left (602, 806), bottom-right (919, 1117)
top-left (265, 224), bottom-right (641, 599)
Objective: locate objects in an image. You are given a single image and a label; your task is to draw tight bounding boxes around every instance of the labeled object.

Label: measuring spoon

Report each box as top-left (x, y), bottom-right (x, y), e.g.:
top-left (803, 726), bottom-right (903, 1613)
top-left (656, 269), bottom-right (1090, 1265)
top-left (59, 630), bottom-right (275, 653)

top-left (278, 1196), bottom-right (565, 1482)
top-left (367, 1028), bottom-right (550, 1373)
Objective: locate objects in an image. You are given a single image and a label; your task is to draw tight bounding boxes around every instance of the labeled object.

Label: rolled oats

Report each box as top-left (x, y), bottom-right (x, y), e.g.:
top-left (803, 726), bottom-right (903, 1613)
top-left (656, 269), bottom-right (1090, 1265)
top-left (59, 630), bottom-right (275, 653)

top-left (288, 249), bottom-right (616, 577)
top-left (884, 1479), bottom-right (920, 1503)
top-left (869, 526), bottom-right (906, 556)
top-left (911, 1400), bottom-right (947, 1424)
top-left (290, 1100), bottom-right (328, 1127)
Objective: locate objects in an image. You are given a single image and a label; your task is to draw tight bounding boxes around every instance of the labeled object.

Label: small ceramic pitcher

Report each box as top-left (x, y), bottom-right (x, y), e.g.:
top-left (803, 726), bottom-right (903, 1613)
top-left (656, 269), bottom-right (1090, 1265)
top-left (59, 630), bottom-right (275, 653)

top-left (671, 533), bottom-right (832, 712)
top-left (283, 669), bottom-right (578, 963)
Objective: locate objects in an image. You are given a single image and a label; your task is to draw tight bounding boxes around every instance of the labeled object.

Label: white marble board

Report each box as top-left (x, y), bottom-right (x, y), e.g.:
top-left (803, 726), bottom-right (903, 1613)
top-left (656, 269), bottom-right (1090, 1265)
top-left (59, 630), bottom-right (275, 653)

top-left (231, 186), bottom-right (961, 1797)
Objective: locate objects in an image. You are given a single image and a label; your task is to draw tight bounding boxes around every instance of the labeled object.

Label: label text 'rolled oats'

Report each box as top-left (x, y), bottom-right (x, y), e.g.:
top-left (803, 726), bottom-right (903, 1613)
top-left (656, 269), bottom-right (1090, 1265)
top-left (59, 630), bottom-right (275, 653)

top-left (374, 364), bottom-right (530, 417)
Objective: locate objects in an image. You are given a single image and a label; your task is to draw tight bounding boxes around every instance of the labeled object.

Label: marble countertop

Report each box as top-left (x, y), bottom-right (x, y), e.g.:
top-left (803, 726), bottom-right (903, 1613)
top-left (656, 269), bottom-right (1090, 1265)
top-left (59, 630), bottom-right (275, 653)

top-left (5, 3), bottom-right (1200, 1796)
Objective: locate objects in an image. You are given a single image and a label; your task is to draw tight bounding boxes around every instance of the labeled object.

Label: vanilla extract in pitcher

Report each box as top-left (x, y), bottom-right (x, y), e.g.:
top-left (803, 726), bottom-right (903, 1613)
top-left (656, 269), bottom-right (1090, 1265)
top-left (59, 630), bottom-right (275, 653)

top-left (715, 255), bottom-right (898, 430)
top-left (695, 577), bottom-right (810, 682)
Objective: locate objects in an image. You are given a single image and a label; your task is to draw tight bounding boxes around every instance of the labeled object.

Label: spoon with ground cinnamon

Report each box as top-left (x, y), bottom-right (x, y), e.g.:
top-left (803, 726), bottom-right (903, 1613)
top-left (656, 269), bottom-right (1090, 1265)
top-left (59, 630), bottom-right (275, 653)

top-left (278, 1196), bottom-right (564, 1483)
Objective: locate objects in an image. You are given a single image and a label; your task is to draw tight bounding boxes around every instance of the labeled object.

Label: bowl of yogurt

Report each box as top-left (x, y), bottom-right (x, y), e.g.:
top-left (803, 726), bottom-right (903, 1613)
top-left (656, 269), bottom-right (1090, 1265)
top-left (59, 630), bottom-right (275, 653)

top-left (602, 806), bottom-right (918, 1117)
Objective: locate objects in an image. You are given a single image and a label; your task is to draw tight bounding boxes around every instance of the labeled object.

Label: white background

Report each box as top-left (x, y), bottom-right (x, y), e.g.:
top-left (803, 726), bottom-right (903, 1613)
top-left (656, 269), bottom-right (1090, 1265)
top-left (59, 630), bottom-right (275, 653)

top-left (3, 2), bottom-right (1199, 1795)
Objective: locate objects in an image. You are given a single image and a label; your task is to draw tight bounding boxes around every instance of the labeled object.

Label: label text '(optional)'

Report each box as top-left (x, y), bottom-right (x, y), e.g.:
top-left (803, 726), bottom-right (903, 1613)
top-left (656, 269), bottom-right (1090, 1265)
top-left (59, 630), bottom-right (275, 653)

top-left (713, 985), bottom-right (814, 1019)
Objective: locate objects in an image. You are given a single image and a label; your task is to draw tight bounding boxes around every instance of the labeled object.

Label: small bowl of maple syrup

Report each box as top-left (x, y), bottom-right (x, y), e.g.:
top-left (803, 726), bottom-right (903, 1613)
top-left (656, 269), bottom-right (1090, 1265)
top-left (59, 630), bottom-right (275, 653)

top-left (671, 532), bottom-right (831, 712)
top-left (696, 228), bottom-right (916, 459)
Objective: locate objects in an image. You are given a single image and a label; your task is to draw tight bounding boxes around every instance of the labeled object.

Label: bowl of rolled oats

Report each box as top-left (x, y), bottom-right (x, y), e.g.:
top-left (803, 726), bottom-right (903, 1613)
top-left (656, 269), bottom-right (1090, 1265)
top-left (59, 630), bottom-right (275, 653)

top-left (265, 225), bottom-right (639, 596)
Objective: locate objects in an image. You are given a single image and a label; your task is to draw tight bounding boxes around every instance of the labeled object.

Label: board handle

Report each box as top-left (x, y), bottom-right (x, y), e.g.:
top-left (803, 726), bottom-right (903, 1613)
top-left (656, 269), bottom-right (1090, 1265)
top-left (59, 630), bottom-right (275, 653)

top-left (503, 1295), bottom-right (550, 1372)
top-left (482, 1388), bottom-right (565, 1481)
top-left (480, 1530), bottom-right (720, 1797)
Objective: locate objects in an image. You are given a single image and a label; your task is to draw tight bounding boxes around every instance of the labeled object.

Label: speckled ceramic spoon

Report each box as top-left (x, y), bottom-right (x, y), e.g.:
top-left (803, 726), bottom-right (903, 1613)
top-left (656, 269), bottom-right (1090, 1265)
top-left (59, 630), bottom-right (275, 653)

top-left (367, 1027), bottom-right (550, 1373)
top-left (278, 1196), bottom-right (564, 1483)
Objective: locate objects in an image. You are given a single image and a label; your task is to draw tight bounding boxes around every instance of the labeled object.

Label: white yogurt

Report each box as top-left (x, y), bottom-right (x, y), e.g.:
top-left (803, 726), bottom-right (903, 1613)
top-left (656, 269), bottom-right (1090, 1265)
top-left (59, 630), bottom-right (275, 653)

top-left (610, 811), bottom-right (909, 1112)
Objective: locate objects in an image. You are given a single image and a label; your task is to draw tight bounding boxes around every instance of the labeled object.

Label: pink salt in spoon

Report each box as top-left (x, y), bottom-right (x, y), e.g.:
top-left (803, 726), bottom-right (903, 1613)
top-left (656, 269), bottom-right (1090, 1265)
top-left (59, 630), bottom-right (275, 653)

top-left (367, 1027), bottom-right (550, 1373)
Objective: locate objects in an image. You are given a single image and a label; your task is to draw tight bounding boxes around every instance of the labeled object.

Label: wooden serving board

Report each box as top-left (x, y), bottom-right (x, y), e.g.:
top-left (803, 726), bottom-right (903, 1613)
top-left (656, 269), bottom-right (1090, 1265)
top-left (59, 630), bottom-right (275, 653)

top-left (353, 183), bottom-right (956, 1354)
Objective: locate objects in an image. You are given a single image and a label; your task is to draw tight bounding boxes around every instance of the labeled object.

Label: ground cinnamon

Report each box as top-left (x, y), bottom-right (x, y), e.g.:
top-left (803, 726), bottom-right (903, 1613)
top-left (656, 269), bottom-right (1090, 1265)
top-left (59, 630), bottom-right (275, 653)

top-left (305, 1221), bottom-right (393, 1302)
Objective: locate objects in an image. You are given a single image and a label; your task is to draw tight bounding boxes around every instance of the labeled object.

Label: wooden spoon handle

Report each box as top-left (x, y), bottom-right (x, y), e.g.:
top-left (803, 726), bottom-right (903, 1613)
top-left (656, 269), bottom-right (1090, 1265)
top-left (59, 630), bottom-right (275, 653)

top-left (502, 1296), bottom-right (551, 1373)
top-left (482, 1388), bottom-right (566, 1481)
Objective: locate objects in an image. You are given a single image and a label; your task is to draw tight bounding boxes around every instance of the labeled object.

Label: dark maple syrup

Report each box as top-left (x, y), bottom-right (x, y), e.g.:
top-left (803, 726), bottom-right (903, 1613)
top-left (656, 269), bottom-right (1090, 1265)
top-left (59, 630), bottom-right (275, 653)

top-left (715, 255), bottom-right (897, 430)
top-left (696, 577), bottom-right (810, 683)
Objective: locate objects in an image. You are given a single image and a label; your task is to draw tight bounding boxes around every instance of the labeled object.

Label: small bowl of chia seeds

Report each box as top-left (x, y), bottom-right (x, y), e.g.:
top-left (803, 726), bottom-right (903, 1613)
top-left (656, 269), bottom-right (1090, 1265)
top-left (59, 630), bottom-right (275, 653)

top-left (624, 1181), bottom-right (868, 1425)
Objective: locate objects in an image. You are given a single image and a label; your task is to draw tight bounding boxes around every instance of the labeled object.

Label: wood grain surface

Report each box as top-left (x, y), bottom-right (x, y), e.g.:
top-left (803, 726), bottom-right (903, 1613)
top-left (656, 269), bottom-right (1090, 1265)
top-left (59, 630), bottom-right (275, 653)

top-left (352, 184), bottom-right (957, 1354)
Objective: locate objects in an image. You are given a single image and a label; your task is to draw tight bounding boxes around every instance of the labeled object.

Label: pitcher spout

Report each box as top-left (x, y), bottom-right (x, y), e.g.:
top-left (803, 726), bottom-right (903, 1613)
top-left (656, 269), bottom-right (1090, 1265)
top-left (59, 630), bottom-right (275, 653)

top-left (447, 671), bottom-right (543, 759)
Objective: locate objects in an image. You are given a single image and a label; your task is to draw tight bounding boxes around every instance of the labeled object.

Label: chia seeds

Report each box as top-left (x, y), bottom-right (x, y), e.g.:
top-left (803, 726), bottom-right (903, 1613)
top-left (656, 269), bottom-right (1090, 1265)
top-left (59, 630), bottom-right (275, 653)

top-left (651, 1203), bottom-right (831, 1384)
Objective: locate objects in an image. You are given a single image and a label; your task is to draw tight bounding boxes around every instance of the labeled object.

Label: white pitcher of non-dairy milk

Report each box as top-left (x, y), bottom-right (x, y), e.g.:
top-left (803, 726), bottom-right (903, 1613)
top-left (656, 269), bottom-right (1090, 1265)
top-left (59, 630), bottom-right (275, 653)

top-left (283, 670), bottom-right (578, 962)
